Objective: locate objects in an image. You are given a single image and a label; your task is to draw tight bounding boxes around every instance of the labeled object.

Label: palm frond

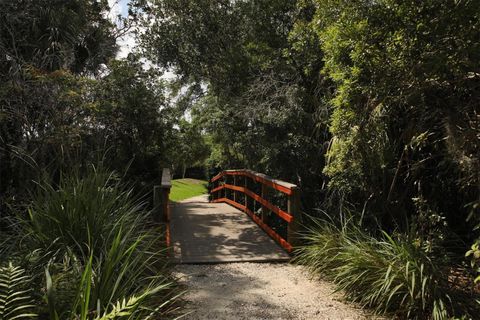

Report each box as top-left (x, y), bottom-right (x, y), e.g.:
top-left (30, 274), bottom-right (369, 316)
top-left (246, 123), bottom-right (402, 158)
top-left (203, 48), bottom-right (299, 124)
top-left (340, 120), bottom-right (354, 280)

top-left (0, 263), bottom-right (37, 319)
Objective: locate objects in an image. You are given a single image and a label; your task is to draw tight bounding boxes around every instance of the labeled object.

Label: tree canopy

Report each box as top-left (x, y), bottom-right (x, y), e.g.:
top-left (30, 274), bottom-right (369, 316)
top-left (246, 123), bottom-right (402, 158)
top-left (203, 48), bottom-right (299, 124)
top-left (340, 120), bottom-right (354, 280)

top-left (1, 0), bottom-right (479, 318)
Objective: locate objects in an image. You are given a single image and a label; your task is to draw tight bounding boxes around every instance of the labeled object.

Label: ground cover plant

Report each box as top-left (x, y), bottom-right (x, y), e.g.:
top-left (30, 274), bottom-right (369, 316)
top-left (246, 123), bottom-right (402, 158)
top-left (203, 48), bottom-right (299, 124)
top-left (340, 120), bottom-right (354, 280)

top-left (0, 166), bottom-right (181, 319)
top-left (295, 216), bottom-right (479, 319)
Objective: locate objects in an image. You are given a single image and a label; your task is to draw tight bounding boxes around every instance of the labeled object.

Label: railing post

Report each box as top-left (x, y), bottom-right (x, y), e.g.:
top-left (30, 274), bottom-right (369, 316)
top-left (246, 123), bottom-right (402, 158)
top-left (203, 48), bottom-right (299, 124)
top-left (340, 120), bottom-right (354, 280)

top-left (233, 175), bottom-right (237, 203)
top-left (211, 178), bottom-right (216, 201)
top-left (244, 175), bottom-right (248, 209)
top-left (222, 175), bottom-right (226, 200)
top-left (261, 184), bottom-right (270, 224)
top-left (154, 168), bottom-right (171, 222)
top-left (287, 187), bottom-right (301, 247)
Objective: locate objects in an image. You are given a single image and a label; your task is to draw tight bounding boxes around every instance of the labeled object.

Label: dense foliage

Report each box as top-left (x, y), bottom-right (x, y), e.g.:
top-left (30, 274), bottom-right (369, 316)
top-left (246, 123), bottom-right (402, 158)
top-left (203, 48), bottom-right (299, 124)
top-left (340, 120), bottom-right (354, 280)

top-left (1, 0), bottom-right (479, 318)
top-left (139, 0), bottom-right (328, 207)
top-left (1, 0), bottom-right (115, 208)
top-left (138, 0), bottom-right (479, 318)
top-left (140, 0), bottom-right (479, 229)
top-left (1, 167), bottom-right (178, 318)
top-left (310, 0), bottom-right (479, 232)
top-left (0, 1), bottom-right (183, 318)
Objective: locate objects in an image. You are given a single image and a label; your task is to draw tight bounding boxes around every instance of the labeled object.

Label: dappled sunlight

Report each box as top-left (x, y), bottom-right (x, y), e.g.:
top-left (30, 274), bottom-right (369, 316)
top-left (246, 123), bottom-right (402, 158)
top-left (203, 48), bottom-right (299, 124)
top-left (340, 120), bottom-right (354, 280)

top-left (170, 195), bottom-right (289, 263)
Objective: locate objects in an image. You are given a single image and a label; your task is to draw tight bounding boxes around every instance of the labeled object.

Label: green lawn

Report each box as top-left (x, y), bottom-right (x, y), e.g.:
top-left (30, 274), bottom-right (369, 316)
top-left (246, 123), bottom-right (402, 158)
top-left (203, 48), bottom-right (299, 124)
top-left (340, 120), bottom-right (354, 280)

top-left (169, 178), bottom-right (208, 202)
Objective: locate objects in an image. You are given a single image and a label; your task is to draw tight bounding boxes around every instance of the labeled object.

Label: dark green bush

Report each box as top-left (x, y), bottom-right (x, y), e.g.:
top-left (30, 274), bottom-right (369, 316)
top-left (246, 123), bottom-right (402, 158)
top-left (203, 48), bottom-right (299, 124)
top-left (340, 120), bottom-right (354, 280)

top-left (2, 166), bottom-right (181, 319)
top-left (296, 218), bottom-right (479, 319)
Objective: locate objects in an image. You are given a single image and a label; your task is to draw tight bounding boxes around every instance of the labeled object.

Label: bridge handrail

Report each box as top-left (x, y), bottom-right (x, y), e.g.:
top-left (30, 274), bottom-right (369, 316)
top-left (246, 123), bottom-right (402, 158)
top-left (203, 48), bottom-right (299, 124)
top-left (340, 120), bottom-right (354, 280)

top-left (211, 169), bottom-right (296, 195)
top-left (210, 169), bottom-right (301, 252)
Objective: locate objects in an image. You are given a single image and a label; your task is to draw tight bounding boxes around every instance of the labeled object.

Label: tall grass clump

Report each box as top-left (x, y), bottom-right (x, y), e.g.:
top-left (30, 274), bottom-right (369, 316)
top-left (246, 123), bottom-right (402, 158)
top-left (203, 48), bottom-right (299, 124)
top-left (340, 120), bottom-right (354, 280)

top-left (2, 165), bottom-right (182, 319)
top-left (295, 217), bottom-right (478, 319)
top-left (25, 168), bottom-right (142, 256)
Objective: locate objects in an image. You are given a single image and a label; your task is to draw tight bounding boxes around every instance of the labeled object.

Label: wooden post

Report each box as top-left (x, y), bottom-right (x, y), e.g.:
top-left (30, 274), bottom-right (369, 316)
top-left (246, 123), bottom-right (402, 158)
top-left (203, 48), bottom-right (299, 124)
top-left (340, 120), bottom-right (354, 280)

top-left (162, 187), bottom-right (170, 222)
top-left (222, 175), bottom-right (226, 200)
top-left (214, 179), bottom-right (218, 200)
top-left (244, 175), bottom-right (248, 210)
top-left (233, 175), bottom-right (237, 203)
top-left (261, 184), bottom-right (270, 224)
top-left (211, 179), bottom-right (216, 201)
top-left (154, 168), bottom-right (171, 223)
top-left (287, 187), bottom-right (301, 247)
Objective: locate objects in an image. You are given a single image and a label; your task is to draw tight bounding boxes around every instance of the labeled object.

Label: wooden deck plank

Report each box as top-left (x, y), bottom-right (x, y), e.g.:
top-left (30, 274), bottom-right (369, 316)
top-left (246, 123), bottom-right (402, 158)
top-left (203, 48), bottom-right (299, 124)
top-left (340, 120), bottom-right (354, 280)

top-left (170, 195), bottom-right (290, 264)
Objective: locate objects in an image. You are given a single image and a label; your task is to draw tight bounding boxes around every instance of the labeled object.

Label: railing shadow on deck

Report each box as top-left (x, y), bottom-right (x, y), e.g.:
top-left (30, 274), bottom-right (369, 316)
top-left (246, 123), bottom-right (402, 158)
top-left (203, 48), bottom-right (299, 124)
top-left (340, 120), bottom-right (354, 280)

top-left (171, 199), bottom-right (288, 263)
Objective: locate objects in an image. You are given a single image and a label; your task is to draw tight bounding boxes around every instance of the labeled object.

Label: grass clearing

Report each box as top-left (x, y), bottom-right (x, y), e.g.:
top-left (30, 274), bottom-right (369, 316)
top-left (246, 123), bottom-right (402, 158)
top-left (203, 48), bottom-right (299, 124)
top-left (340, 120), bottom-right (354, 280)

top-left (170, 178), bottom-right (208, 202)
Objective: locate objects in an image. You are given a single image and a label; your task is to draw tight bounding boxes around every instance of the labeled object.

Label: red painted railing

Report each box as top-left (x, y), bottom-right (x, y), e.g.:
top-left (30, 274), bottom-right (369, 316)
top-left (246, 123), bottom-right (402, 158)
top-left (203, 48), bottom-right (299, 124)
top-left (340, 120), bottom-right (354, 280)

top-left (210, 169), bottom-right (301, 252)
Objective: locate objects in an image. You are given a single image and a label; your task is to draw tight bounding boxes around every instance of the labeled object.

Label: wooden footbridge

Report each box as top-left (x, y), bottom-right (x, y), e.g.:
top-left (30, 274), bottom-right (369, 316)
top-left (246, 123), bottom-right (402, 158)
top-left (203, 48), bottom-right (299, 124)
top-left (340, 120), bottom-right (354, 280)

top-left (155, 169), bottom-right (302, 264)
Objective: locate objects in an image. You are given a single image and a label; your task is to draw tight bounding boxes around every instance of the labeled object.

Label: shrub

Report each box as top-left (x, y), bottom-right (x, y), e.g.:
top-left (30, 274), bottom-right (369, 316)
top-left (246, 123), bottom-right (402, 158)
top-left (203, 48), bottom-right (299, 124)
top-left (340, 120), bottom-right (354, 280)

top-left (295, 218), bottom-right (478, 319)
top-left (6, 166), bottom-right (181, 319)
top-left (24, 167), bottom-right (142, 257)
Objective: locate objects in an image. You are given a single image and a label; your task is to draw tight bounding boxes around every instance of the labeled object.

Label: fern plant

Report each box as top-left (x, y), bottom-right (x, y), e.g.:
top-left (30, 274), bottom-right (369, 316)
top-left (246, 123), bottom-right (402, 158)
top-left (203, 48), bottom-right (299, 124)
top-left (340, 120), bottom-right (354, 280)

top-left (0, 263), bottom-right (37, 319)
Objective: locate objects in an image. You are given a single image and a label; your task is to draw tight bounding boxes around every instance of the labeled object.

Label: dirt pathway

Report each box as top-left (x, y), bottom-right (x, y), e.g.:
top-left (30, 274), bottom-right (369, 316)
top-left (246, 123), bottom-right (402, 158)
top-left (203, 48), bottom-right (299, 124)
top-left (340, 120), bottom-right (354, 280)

top-left (174, 262), bottom-right (377, 320)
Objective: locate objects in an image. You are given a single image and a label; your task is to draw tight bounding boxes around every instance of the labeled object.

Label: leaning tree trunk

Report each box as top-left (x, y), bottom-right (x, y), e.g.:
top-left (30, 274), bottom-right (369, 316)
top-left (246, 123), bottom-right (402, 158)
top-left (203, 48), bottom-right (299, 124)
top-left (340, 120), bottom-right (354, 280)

top-left (182, 163), bottom-right (187, 178)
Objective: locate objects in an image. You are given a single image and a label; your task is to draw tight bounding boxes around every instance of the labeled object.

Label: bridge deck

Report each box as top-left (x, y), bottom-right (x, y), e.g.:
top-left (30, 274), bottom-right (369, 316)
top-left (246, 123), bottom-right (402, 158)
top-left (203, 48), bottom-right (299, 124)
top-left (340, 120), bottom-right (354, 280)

top-left (170, 195), bottom-right (290, 264)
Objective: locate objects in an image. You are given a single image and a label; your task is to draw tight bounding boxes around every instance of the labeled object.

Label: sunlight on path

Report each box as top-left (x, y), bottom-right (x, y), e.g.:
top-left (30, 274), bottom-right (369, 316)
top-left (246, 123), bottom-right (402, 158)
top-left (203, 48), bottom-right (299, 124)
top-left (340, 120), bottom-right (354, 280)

top-left (170, 196), bottom-right (290, 263)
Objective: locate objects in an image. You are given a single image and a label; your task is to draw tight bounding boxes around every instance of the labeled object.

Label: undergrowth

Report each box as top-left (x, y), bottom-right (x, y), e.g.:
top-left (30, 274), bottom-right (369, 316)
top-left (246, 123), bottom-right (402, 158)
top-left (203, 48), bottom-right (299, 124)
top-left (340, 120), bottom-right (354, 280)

top-left (295, 217), bottom-right (479, 319)
top-left (0, 165), bottom-right (182, 319)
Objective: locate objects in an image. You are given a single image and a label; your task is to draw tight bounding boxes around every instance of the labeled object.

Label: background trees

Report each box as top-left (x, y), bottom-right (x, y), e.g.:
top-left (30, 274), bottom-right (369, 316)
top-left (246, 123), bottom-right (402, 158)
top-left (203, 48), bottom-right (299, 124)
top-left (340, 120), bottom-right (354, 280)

top-left (139, 0), bottom-right (479, 238)
top-left (1, 1), bottom-right (182, 318)
top-left (139, 0), bottom-right (479, 316)
top-left (139, 0), bottom-right (328, 207)
top-left (0, 0), bottom-right (479, 318)
top-left (168, 119), bottom-right (210, 178)
top-left (92, 57), bottom-right (174, 185)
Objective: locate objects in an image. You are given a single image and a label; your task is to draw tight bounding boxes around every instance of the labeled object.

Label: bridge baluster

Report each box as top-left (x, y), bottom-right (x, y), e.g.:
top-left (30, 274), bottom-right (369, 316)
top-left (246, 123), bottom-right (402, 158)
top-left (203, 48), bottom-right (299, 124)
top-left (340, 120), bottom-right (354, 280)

top-left (287, 187), bottom-right (301, 247)
top-left (261, 184), bottom-right (270, 225)
top-left (209, 169), bottom-right (300, 253)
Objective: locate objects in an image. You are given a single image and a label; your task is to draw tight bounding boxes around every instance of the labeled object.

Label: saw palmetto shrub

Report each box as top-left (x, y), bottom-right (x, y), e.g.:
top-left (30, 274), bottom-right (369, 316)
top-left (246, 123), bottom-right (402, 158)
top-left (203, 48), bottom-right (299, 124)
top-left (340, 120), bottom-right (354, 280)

top-left (1, 166), bottom-right (181, 319)
top-left (296, 218), bottom-right (479, 319)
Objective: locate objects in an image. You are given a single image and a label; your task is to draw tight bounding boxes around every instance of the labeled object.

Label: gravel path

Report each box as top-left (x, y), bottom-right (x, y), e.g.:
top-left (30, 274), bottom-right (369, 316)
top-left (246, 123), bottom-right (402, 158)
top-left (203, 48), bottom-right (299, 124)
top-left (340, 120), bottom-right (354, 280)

top-left (174, 262), bottom-right (378, 320)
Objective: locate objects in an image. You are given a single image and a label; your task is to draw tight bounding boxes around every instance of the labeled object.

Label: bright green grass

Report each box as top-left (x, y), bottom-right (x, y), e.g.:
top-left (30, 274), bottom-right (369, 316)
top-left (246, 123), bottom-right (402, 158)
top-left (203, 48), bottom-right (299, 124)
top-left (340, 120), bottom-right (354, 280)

top-left (169, 178), bottom-right (208, 202)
